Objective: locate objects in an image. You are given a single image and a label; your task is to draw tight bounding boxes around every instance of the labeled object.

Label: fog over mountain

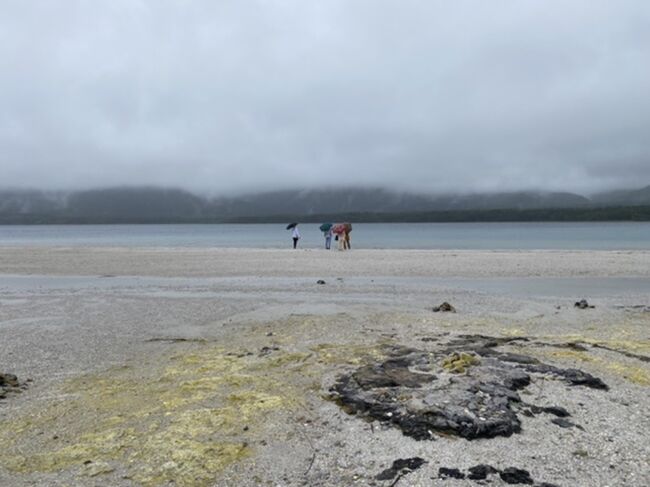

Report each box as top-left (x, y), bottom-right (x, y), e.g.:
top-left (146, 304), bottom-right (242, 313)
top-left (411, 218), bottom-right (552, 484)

top-left (1, 2), bottom-right (649, 195)
top-left (1, 186), bottom-right (649, 223)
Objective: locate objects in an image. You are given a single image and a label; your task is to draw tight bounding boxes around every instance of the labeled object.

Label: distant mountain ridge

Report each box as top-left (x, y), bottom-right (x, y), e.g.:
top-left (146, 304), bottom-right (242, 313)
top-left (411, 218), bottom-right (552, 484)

top-left (0, 185), bottom-right (649, 223)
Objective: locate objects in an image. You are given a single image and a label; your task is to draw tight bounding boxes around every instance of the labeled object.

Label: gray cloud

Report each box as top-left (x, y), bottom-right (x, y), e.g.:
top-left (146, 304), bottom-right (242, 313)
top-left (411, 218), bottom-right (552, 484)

top-left (1, 0), bottom-right (649, 195)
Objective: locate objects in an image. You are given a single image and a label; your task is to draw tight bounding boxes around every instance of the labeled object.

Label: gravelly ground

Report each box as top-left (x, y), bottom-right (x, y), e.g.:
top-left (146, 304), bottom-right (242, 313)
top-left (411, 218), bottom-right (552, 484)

top-left (0, 248), bottom-right (648, 486)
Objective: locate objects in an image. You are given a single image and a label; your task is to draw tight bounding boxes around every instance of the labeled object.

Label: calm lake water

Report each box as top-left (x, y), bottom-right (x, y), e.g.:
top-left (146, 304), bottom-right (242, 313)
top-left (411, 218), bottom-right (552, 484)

top-left (1, 222), bottom-right (649, 250)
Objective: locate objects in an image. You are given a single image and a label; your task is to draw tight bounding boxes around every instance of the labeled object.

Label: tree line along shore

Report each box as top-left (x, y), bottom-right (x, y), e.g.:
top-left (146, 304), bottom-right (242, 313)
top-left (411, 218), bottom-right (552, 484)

top-left (2, 205), bottom-right (650, 225)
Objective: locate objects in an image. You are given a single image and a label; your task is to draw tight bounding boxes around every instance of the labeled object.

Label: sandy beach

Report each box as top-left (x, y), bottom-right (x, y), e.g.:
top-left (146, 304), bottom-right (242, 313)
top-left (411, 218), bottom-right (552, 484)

top-left (1, 248), bottom-right (649, 486)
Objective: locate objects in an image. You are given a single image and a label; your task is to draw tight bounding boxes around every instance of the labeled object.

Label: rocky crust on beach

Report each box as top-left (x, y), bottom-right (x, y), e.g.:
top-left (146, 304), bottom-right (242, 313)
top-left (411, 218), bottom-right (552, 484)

top-left (330, 335), bottom-right (607, 442)
top-left (0, 372), bottom-right (26, 400)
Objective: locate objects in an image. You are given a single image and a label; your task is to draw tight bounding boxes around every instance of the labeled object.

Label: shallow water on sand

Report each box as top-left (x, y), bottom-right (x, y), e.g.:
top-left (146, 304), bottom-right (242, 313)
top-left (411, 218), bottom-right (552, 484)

top-left (1, 275), bottom-right (649, 299)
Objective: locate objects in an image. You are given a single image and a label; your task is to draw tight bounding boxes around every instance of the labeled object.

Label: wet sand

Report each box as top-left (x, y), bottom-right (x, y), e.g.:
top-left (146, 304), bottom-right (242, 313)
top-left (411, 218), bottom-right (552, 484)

top-left (1, 247), bottom-right (650, 278)
top-left (0, 248), bottom-right (649, 486)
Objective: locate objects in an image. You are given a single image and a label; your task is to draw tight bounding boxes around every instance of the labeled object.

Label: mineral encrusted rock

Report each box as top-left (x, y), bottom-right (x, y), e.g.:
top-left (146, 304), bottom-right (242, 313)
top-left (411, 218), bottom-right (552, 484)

top-left (330, 335), bottom-right (608, 441)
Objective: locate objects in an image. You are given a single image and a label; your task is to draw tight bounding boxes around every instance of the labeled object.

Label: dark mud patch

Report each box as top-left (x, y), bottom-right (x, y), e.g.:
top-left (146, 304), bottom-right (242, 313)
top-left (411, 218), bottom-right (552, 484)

top-left (330, 335), bottom-right (608, 441)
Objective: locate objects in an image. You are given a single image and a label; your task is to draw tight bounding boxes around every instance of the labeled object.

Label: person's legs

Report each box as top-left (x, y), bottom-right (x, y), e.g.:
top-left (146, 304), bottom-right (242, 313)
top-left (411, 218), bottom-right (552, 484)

top-left (325, 236), bottom-right (331, 249)
top-left (293, 237), bottom-right (298, 249)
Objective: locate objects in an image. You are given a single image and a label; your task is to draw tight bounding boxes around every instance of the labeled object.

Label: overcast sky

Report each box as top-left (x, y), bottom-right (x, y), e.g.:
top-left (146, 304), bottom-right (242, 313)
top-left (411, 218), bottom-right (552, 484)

top-left (1, 1), bottom-right (649, 195)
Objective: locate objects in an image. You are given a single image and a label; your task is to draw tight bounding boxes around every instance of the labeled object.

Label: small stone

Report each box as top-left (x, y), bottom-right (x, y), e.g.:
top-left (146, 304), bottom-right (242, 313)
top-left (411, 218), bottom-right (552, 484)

top-left (574, 299), bottom-right (594, 309)
top-left (433, 302), bottom-right (456, 313)
top-left (500, 467), bottom-right (534, 484)
top-left (316, 280), bottom-right (326, 285)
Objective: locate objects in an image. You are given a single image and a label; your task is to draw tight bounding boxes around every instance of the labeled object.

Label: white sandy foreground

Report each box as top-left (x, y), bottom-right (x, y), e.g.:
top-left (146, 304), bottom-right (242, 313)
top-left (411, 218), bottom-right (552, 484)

top-left (0, 248), bottom-right (649, 487)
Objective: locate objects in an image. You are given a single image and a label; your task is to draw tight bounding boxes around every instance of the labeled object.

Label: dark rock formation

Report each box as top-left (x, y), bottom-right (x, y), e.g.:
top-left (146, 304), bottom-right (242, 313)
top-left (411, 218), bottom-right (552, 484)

top-left (375, 457), bottom-right (426, 480)
top-left (332, 346), bottom-right (524, 440)
top-left (330, 335), bottom-right (608, 441)
top-left (0, 373), bottom-right (19, 387)
top-left (467, 464), bottom-right (499, 480)
top-left (436, 465), bottom-right (556, 485)
top-left (433, 302), bottom-right (456, 312)
top-left (352, 356), bottom-right (435, 389)
top-left (524, 364), bottom-right (608, 390)
top-left (500, 467), bottom-right (534, 484)
top-left (551, 417), bottom-right (584, 430)
top-left (438, 467), bottom-right (465, 479)
top-left (0, 372), bottom-right (24, 400)
top-left (574, 299), bottom-right (594, 309)
top-left (527, 405), bottom-right (570, 417)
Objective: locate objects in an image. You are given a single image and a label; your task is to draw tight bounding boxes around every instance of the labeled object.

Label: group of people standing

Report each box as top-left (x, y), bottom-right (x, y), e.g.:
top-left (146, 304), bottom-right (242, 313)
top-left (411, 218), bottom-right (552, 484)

top-left (289, 223), bottom-right (351, 250)
top-left (322, 224), bottom-right (351, 250)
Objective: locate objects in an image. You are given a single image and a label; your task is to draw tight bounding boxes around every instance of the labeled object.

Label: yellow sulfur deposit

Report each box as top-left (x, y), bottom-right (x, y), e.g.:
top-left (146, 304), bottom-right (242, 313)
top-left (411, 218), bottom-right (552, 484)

top-left (0, 346), bottom-right (303, 486)
top-left (603, 362), bottom-right (650, 386)
top-left (441, 352), bottom-right (480, 373)
top-left (549, 350), bottom-right (595, 363)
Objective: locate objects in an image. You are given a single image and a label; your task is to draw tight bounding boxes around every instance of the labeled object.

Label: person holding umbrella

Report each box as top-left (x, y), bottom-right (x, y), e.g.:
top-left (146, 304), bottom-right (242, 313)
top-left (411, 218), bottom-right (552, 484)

top-left (319, 223), bottom-right (333, 249)
top-left (332, 223), bottom-right (347, 250)
top-left (287, 223), bottom-right (300, 249)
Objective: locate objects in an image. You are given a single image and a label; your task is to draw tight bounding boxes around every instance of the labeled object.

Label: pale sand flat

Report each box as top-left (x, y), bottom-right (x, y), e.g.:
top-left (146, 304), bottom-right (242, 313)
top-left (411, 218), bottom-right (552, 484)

top-left (0, 248), bottom-right (648, 486)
